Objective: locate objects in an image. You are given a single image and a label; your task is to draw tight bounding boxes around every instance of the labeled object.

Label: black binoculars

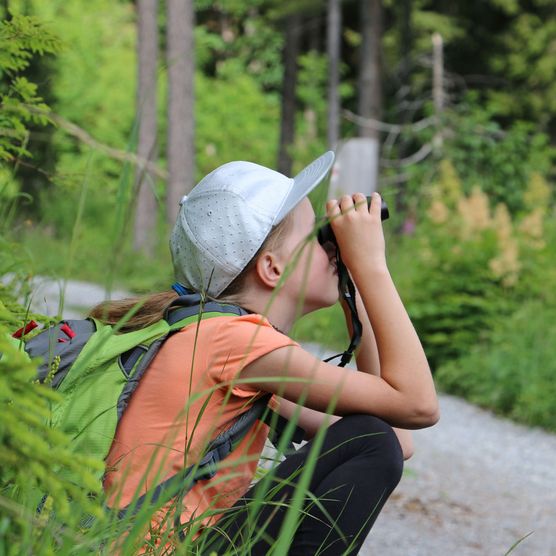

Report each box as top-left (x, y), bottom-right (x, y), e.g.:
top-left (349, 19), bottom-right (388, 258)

top-left (317, 197), bottom-right (389, 248)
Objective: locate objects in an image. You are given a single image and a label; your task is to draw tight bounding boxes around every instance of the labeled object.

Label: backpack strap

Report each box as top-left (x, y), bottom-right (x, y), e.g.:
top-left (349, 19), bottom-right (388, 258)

top-left (115, 294), bottom-right (249, 419)
top-left (117, 393), bottom-right (272, 519)
top-left (164, 292), bottom-right (249, 325)
top-left (116, 335), bottom-right (167, 419)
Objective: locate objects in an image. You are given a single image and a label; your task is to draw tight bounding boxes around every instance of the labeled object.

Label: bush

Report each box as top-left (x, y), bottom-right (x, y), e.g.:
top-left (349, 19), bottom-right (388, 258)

top-left (435, 300), bottom-right (556, 431)
top-left (0, 288), bottom-right (105, 553)
top-left (392, 161), bottom-right (555, 371)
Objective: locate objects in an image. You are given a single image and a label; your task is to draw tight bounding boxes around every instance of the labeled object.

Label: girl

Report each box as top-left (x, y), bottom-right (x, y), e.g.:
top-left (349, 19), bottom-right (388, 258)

top-left (99, 151), bottom-right (439, 555)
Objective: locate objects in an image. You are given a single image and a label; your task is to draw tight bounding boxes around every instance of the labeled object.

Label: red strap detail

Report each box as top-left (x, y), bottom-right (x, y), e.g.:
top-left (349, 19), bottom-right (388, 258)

top-left (12, 320), bottom-right (39, 339)
top-left (60, 323), bottom-right (76, 339)
top-left (57, 338), bottom-right (68, 343)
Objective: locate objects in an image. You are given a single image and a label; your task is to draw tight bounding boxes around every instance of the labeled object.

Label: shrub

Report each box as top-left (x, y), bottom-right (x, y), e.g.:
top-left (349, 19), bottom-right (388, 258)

top-left (0, 297), bottom-right (104, 554)
top-left (435, 300), bottom-right (556, 431)
top-left (392, 161), bottom-right (555, 371)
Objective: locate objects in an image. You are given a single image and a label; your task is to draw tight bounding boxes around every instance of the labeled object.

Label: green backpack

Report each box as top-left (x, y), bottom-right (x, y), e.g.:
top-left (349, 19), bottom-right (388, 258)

top-left (23, 292), bottom-right (286, 515)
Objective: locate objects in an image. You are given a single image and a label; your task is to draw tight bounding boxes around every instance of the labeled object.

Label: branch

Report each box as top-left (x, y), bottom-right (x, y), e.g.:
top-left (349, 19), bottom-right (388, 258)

top-left (23, 106), bottom-right (168, 180)
top-left (380, 142), bottom-right (433, 168)
top-left (342, 109), bottom-right (436, 133)
top-left (379, 172), bottom-right (411, 187)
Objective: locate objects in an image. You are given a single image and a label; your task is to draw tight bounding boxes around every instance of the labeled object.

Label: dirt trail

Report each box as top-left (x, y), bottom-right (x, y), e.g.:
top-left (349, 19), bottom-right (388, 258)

top-left (359, 393), bottom-right (556, 556)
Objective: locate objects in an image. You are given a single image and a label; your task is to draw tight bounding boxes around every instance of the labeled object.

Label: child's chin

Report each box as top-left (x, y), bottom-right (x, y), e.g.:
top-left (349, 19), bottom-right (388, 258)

top-left (322, 292), bottom-right (340, 308)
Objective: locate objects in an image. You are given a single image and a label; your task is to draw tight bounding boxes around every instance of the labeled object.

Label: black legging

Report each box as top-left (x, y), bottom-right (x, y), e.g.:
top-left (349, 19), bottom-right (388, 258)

top-left (197, 414), bottom-right (404, 555)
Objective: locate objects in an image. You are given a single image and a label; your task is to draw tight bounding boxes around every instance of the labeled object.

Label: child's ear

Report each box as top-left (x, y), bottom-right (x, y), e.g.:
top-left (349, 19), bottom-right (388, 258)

top-left (254, 251), bottom-right (284, 288)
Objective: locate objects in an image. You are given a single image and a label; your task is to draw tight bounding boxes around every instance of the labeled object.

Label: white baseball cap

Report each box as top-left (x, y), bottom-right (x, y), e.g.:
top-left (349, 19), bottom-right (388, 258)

top-left (170, 150), bottom-right (335, 297)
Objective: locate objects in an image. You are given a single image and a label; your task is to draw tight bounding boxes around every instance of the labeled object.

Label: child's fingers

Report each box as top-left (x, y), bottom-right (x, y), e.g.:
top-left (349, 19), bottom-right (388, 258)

top-left (370, 192), bottom-right (382, 217)
top-left (338, 195), bottom-right (355, 214)
top-left (326, 198), bottom-right (341, 217)
top-left (353, 192), bottom-right (367, 211)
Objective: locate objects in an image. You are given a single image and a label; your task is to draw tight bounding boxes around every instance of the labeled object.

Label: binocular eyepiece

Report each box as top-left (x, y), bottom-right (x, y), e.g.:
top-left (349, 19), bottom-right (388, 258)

top-left (317, 197), bottom-right (389, 248)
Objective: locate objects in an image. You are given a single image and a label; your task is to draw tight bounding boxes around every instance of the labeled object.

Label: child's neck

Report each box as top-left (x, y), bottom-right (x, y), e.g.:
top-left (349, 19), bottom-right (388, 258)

top-left (238, 289), bottom-right (298, 335)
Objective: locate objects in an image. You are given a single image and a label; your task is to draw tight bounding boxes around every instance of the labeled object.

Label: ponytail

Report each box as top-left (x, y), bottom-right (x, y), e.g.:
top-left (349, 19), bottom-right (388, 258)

top-left (89, 290), bottom-right (178, 333)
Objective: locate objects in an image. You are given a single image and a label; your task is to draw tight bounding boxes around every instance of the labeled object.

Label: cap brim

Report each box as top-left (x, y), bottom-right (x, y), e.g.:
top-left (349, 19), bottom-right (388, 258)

top-left (275, 151), bottom-right (335, 222)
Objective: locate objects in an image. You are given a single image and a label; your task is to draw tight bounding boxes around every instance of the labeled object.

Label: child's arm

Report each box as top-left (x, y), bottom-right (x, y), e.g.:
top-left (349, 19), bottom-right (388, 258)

top-left (242, 193), bottom-right (439, 429)
top-left (276, 396), bottom-right (414, 459)
top-left (340, 293), bottom-right (414, 459)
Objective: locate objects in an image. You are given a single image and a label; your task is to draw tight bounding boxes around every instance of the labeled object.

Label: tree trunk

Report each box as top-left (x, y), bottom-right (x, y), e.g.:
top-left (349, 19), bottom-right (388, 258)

top-left (399, 0), bottom-right (412, 85)
top-left (277, 12), bottom-right (302, 175)
top-left (308, 10), bottom-right (321, 53)
top-left (327, 0), bottom-right (341, 150)
top-left (395, 0), bottom-right (413, 230)
top-left (134, 0), bottom-right (159, 255)
top-left (166, 0), bottom-right (195, 226)
top-left (357, 0), bottom-right (383, 192)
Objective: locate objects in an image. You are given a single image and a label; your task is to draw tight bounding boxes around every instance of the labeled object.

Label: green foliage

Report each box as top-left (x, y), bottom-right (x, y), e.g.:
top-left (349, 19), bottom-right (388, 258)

top-left (0, 12), bottom-right (61, 73)
top-left (33, 0), bottom-right (137, 194)
top-left (0, 13), bottom-right (62, 161)
top-left (291, 50), bottom-right (329, 172)
top-left (18, 203), bottom-right (174, 293)
top-left (0, 290), bottom-right (105, 553)
top-left (196, 69), bottom-right (280, 178)
top-left (436, 300), bottom-right (556, 431)
top-left (411, 9), bottom-right (466, 48)
top-left (392, 161), bottom-right (556, 371)
top-left (398, 96), bottom-right (556, 216)
top-left (488, 8), bottom-right (556, 120)
top-left (442, 98), bottom-right (555, 213)
top-left (195, 0), bottom-right (284, 89)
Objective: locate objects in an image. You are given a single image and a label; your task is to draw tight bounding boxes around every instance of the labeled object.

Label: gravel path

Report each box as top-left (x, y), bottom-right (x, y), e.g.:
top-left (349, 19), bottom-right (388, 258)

top-left (361, 393), bottom-right (556, 556)
top-left (303, 344), bottom-right (556, 556)
top-left (6, 276), bottom-right (131, 319)
top-left (14, 280), bottom-right (556, 555)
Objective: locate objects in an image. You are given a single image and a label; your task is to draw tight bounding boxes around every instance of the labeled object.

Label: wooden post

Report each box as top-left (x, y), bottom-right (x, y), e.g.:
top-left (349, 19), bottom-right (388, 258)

top-left (327, 0), bottom-right (341, 150)
top-left (432, 32), bottom-right (444, 153)
top-left (357, 0), bottom-right (383, 193)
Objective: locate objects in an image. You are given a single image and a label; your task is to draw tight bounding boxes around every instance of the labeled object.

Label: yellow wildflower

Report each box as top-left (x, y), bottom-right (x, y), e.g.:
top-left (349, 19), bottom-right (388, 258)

top-left (437, 160), bottom-right (463, 208)
top-left (419, 237), bottom-right (435, 263)
top-left (490, 204), bottom-right (520, 287)
top-left (457, 187), bottom-right (491, 240)
top-left (489, 238), bottom-right (520, 287)
top-left (428, 199), bottom-right (449, 224)
top-left (493, 203), bottom-right (512, 243)
top-left (519, 208), bottom-right (545, 250)
top-left (523, 172), bottom-right (551, 214)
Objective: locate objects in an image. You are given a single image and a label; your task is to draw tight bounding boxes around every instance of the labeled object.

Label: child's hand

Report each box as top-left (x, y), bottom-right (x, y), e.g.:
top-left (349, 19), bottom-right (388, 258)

top-left (326, 192), bottom-right (387, 273)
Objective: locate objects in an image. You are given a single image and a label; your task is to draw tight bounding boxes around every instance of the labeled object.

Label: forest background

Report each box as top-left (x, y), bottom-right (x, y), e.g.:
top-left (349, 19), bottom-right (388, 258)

top-left (1, 0), bottom-right (556, 552)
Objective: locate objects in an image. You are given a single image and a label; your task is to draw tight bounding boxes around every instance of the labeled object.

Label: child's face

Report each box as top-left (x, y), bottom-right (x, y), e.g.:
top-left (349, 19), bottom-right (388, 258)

top-left (277, 198), bottom-right (339, 313)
